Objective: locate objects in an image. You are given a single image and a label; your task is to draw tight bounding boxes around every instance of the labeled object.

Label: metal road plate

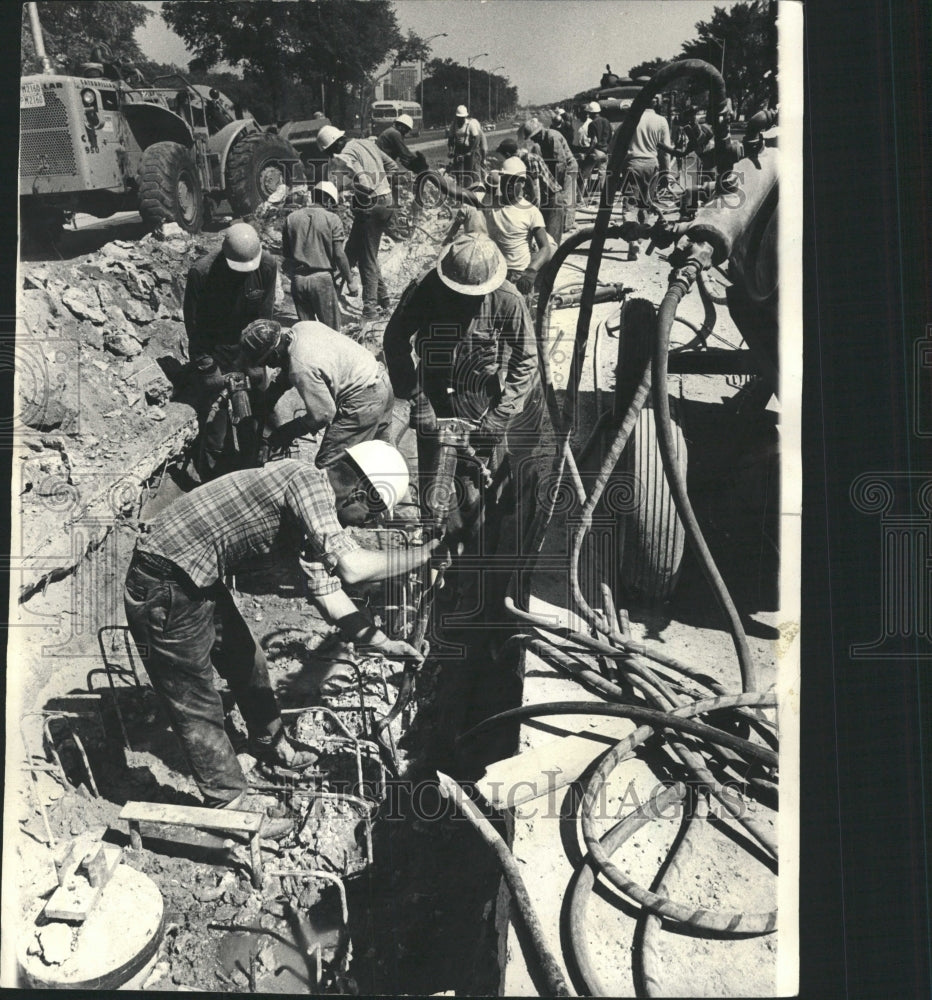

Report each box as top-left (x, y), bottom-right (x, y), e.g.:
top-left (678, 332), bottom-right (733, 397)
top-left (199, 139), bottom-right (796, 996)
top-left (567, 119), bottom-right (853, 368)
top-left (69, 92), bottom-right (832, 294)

top-left (20, 82), bottom-right (45, 109)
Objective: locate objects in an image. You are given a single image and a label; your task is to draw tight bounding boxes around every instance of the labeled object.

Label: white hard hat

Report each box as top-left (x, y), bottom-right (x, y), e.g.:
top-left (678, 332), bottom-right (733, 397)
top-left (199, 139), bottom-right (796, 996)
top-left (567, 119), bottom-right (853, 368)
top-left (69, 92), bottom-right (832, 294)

top-left (500, 156), bottom-right (527, 177)
top-left (587, 101), bottom-right (601, 113)
top-left (313, 180), bottom-right (339, 204)
top-left (316, 124), bottom-right (345, 151)
top-left (455, 104), bottom-right (468, 117)
top-left (344, 440), bottom-right (410, 514)
top-left (436, 234), bottom-right (507, 296)
top-left (394, 113), bottom-right (414, 129)
top-left (222, 222), bottom-right (262, 272)
top-left (554, 107), bottom-right (565, 116)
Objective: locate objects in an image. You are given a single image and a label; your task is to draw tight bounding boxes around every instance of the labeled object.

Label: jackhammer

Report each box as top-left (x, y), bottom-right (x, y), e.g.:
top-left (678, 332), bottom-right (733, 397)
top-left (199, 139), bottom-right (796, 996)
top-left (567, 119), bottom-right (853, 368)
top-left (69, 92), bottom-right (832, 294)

top-left (374, 416), bottom-right (492, 761)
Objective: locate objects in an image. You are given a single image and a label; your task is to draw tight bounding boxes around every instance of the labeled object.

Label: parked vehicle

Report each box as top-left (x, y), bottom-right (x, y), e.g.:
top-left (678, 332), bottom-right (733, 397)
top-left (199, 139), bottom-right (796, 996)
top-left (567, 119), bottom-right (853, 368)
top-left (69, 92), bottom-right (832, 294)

top-left (368, 100), bottom-right (423, 137)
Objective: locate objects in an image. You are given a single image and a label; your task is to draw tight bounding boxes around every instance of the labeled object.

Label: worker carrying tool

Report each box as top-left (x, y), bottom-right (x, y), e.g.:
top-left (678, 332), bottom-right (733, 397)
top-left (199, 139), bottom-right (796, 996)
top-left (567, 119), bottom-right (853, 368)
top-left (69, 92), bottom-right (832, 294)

top-left (316, 124), bottom-right (401, 321)
top-left (183, 222), bottom-right (279, 481)
top-left (124, 450), bottom-right (438, 816)
top-left (238, 319), bottom-right (395, 521)
top-left (281, 180), bottom-right (359, 331)
top-left (375, 113), bottom-right (419, 170)
top-left (459, 156), bottom-right (553, 295)
top-left (447, 104), bottom-right (487, 189)
top-left (383, 233), bottom-right (543, 613)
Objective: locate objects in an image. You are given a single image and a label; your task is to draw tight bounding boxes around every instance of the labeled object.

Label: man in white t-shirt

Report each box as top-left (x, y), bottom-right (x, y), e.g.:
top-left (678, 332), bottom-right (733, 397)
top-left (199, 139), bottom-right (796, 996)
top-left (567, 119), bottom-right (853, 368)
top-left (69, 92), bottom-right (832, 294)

top-left (460, 157), bottom-right (552, 294)
top-left (623, 95), bottom-right (679, 258)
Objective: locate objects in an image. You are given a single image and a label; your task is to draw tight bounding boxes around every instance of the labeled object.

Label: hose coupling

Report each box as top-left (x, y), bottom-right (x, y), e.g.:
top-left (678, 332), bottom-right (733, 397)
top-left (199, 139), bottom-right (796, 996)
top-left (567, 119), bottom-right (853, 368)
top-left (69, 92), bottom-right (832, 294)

top-left (667, 238), bottom-right (715, 294)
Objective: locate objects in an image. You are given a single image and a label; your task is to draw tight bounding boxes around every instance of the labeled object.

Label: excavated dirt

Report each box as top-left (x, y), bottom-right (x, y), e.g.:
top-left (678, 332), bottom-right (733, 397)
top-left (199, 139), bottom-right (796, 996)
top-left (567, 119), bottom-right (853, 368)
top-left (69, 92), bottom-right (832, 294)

top-left (7, 177), bottom-right (782, 996)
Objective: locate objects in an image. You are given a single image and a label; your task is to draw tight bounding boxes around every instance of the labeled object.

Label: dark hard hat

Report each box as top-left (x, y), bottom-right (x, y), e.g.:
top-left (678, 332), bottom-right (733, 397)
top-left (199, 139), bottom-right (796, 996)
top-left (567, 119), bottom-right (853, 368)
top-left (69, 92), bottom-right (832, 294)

top-left (240, 319), bottom-right (282, 363)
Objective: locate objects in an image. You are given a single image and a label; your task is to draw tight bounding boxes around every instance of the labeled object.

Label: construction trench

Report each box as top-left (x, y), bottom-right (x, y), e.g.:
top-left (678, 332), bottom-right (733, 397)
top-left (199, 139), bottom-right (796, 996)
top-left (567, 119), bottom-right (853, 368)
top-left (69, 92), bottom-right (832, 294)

top-left (6, 71), bottom-right (791, 996)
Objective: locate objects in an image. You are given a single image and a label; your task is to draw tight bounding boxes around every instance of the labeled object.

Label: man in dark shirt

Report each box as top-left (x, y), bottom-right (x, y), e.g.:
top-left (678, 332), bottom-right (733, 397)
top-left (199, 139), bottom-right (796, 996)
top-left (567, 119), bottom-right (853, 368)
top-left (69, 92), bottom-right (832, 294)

top-left (383, 234), bottom-right (542, 595)
top-left (375, 113), bottom-right (418, 170)
top-left (124, 454), bottom-right (438, 823)
top-left (183, 222), bottom-right (279, 480)
top-left (281, 181), bottom-right (359, 330)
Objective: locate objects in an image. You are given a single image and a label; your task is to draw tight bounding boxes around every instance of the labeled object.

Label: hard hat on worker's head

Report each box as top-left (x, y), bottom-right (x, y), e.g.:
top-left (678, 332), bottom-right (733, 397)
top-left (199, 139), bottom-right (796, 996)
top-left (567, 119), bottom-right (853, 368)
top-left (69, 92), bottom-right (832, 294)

top-left (344, 440), bottom-right (410, 514)
top-left (316, 124), bottom-right (345, 151)
top-left (497, 138), bottom-right (519, 158)
top-left (522, 117), bottom-right (543, 139)
top-left (312, 180), bottom-right (339, 206)
top-left (222, 222), bottom-right (263, 272)
top-left (436, 234), bottom-right (507, 296)
top-left (455, 104), bottom-right (469, 118)
top-left (554, 107), bottom-right (565, 117)
top-left (240, 319), bottom-right (283, 364)
top-left (394, 113), bottom-right (414, 130)
top-left (500, 156), bottom-right (527, 178)
top-left (586, 101), bottom-right (601, 114)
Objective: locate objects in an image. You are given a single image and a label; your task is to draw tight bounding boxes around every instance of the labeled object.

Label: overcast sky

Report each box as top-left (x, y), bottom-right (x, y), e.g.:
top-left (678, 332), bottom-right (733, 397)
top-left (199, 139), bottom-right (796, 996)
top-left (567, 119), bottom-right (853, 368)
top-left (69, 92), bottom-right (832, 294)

top-left (136, 0), bottom-right (727, 105)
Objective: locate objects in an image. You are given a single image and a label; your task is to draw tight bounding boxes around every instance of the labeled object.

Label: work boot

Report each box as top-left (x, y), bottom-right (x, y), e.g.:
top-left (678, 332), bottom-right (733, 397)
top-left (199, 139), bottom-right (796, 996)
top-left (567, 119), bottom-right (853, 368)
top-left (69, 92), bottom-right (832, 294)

top-left (220, 791), bottom-right (294, 841)
top-left (361, 303), bottom-right (380, 321)
top-left (249, 728), bottom-right (318, 770)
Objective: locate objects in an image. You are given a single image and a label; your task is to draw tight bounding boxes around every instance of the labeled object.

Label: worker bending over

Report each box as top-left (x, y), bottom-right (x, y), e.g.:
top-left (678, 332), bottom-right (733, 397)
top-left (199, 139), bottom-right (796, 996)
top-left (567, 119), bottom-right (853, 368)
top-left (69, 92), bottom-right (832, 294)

top-left (125, 449), bottom-right (437, 827)
top-left (239, 319), bottom-right (394, 520)
top-left (317, 124), bottom-right (400, 321)
top-left (183, 222), bottom-right (279, 480)
top-left (281, 181), bottom-right (359, 331)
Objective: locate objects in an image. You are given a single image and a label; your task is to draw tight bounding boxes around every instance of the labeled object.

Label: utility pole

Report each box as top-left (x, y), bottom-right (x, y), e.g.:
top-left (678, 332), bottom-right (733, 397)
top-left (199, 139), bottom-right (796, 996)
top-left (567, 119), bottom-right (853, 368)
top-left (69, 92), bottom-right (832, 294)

top-left (420, 32), bottom-right (447, 128)
top-left (489, 65), bottom-right (504, 122)
top-left (467, 52), bottom-right (487, 115)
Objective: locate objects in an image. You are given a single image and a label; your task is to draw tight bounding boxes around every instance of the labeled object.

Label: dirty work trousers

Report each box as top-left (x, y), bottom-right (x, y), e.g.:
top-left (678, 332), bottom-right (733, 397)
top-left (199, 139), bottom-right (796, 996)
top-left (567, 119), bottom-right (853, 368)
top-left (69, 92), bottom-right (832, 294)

top-left (291, 270), bottom-right (342, 330)
top-left (622, 155), bottom-right (661, 251)
top-left (558, 165), bottom-right (578, 231)
top-left (314, 369), bottom-right (395, 470)
top-left (578, 149), bottom-right (608, 198)
top-left (345, 196), bottom-right (393, 309)
top-left (124, 549), bottom-right (281, 807)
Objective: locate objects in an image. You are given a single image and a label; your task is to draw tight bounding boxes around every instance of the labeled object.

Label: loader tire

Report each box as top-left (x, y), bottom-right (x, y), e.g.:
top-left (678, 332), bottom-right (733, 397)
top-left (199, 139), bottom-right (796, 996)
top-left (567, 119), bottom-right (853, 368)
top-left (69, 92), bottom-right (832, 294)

top-left (613, 296), bottom-right (687, 604)
top-left (226, 132), bottom-right (304, 216)
top-left (137, 141), bottom-right (204, 233)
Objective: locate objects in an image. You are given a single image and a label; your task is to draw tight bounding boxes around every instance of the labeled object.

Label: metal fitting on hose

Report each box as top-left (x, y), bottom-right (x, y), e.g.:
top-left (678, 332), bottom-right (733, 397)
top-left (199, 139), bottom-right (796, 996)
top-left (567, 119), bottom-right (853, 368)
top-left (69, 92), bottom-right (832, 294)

top-left (667, 239), bottom-right (715, 295)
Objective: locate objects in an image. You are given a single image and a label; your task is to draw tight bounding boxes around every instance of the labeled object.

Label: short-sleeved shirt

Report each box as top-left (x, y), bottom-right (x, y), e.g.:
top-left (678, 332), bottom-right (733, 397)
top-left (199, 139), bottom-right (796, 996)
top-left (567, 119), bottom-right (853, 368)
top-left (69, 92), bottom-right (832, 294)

top-left (588, 115), bottom-right (613, 152)
top-left (627, 109), bottom-right (672, 161)
top-left (183, 249), bottom-right (278, 362)
top-left (462, 198), bottom-right (546, 271)
top-left (285, 321), bottom-right (382, 431)
top-left (281, 205), bottom-right (345, 273)
top-left (329, 137), bottom-right (397, 200)
top-left (138, 459), bottom-right (359, 596)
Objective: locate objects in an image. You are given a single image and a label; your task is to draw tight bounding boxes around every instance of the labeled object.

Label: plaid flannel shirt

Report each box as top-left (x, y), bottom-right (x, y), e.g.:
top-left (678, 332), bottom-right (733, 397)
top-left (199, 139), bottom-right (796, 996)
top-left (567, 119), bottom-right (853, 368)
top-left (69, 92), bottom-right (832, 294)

top-left (138, 460), bottom-right (359, 597)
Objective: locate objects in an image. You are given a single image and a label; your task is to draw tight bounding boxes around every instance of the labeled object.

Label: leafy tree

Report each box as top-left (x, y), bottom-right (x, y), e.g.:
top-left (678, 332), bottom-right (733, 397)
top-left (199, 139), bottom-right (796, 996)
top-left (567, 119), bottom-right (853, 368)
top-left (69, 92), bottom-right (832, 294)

top-left (419, 58), bottom-right (516, 127)
top-left (22, 0), bottom-right (152, 75)
top-left (162, 0), bottom-right (408, 124)
top-left (680, 1), bottom-right (776, 116)
top-left (628, 57), bottom-right (669, 81)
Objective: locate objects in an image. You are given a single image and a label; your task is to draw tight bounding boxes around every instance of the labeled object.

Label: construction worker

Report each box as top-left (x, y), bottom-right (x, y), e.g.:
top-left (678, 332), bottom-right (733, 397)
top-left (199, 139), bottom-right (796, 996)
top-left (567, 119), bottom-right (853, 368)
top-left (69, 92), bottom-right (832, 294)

top-left (623, 94), bottom-right (678, 259)
top-left (316, 124), bottom-right (400, 321)
top-left (552, 107), bottom-right (576, 151)
top-left (183, 222), bottom-right (279, 481)
top-left (460, 156), bottom-right (553, 295)
top-left (447, 104), bottom-right (486, 189)
top-left (521, 116), bottom-right (578, 238)
top-left (375, 113), bottom-right (419, 170)
top-left (281, 181), bottom-right (359, 331)
top-left (238, 319), bottom-right (395, 519)
top-left (495, 137), bottom-right (559, 214)
top-left (578, 101), bottom-right (613, 198)
top-left (124, 449), bottom-right (439, 827)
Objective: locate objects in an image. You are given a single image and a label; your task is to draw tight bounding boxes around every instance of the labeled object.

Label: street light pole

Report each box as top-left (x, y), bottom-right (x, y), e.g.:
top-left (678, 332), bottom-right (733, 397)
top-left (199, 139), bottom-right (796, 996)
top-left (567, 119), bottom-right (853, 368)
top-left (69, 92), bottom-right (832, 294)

top-left (420, 32), bottom-right (447, 128)
top-left (709, 35), bottom-right (725, 75)
top-left (489, 65), bottom-right (504, 122)
top-left (467, 51), bottom-right (488, 115)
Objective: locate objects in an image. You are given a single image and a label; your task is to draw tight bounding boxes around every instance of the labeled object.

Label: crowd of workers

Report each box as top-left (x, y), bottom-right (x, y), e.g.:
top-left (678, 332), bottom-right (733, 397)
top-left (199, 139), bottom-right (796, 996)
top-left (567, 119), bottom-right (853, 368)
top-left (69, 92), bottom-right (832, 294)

top-left (123, 86), bottom-right (718, 833)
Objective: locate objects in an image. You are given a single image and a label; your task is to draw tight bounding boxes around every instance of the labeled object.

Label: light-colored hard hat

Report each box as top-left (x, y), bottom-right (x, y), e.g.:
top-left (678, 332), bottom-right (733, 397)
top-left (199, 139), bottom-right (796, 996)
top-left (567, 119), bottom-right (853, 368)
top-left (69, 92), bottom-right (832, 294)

top-left (313, 180), bottom-right (340, 204)
top-left (500, 156), bottom-right (527, 177)
top-left (222, 222), bottom-right (262, 272)
top-left (455, 104), bottom-right (469, 117)
top-left (394, 113), bottom-right (414, 129)
top-left (554, 107), bottom-right (565, 116)
top-left (436, 234), bottom-right (507, 296)
top-left (344, 440), bottom-right (409, 514)
top-left (586, 101), bottom-right (601, 113)
top-left (522, 117), bottom-right (543, 138)
top-left (316, 124), bottom-right (345, 151)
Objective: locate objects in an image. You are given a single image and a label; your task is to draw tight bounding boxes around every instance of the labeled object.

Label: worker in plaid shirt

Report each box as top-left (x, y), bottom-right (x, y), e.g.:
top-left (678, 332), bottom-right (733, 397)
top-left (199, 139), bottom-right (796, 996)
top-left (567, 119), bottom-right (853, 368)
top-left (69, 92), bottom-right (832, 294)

top-left (124, 455), bottom-right (438, 819)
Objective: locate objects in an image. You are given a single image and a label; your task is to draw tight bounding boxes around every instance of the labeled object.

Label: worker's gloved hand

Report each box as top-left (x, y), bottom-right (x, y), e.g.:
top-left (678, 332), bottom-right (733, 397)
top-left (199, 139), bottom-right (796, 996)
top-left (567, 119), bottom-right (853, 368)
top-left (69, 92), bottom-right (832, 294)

top-left (515, 270), bottom-right (537, 295)
top-left (346, 277), bottom-right (361, 297)
top-left (252, 728), bottom-right (318, 770)
top-left (358, 635), bottom-right (425, 664)
top-left (410, 389), bottom-right (438, 434)
top-left (477, 409), bottom-right (508, 442)
top-left (197, 356), bottom-right (226, 391)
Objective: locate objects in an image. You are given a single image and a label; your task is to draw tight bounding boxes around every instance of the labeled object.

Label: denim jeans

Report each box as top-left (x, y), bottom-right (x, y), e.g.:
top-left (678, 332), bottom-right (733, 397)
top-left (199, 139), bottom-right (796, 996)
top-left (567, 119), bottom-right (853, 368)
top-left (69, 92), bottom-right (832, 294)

top-left (123, 555), bottom-right (280, 806)
top-left (292, 271), bottom-right (341, 330)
